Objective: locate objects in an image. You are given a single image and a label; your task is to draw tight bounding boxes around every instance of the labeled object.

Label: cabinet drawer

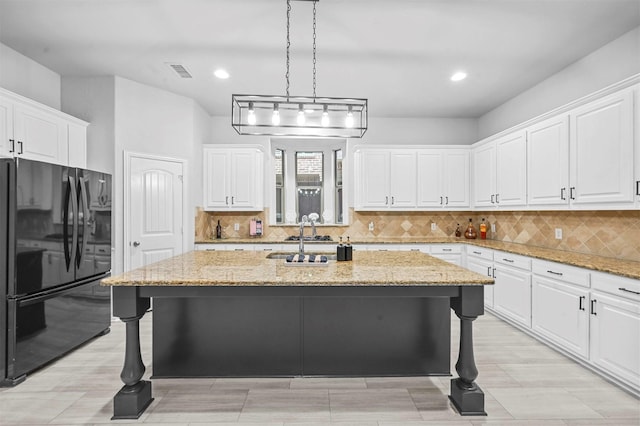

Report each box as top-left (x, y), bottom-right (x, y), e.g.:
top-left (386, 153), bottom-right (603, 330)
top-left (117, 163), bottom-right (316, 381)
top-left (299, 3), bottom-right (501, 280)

top-left (494, 251), bottom-right (531, 270)
top-left (532, 259), bottom-right (590, 288)
top-left (430, 244), bottom-right (462, 255)
top-left (466, 246), bottom-right (493, 261)
top-left (592, 271), bottom-right (640, 303)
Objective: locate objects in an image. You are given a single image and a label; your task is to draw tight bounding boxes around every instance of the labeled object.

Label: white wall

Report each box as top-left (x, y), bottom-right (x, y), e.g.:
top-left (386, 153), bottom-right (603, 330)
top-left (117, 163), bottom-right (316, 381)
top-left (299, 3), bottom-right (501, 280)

top-left (0, 42), bottom-right (61, 109)
top-left (61, 76), bottom-right (116, 174)
top-left (478, 26), bottom-right (640, 139)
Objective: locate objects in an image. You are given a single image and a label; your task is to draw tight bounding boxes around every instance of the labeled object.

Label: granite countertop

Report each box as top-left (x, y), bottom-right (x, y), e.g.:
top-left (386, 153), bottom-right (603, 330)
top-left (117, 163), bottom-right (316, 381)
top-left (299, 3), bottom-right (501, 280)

top-left (195, 237), bottom-right (640, 280)
top-left (102, 250), bottom-right (494, 287)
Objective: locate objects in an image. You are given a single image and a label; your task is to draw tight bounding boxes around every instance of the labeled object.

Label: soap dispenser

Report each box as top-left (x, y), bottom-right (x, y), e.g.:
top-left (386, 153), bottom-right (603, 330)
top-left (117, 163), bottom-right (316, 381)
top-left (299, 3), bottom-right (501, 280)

top-left (464, 218), bottom-right (477, 239)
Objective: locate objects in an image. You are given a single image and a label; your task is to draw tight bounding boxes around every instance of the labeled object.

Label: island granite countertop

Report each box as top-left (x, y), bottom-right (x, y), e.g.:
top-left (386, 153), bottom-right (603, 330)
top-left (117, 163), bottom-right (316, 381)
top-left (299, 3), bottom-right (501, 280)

top-left (102, 250), bottom-right (494, 287)
top-left (195, 237), bottom-right (640, 280)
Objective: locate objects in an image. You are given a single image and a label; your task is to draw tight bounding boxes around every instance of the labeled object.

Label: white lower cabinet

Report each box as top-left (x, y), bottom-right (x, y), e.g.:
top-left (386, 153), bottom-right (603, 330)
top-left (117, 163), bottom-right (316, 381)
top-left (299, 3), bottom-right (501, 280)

top-left (532, 275), bottom-right (590, 358)
top-left (492, 252), bottom-right (532, 328)
top-left (466, 250), bottom-right (494, 308)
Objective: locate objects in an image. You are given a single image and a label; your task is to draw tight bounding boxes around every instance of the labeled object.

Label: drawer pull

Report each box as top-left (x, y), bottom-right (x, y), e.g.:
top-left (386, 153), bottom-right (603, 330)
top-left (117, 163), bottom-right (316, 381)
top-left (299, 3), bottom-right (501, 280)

top-left (410, 248), bottom-right (420, 252)
top-left (547, 270), bottom-right (563, 276)
top-left (378, 249), bottom-right (388, 251)
top-left (234, 248), bottom-right (244, 251)
top-left (442, 248), bottom-right (452, 252)
top-left (590, 299), bottom-right (597, 315)
top-left (473, 251), bottom-right (482, 255)
top-left (502, 258), bottom-right (514, 263)
top-left (579, 296), bottom-right (585, 311)
top-left (619, 287), bottom-right (640, 296)
top-left (206, 248), bottom-right (216, 251)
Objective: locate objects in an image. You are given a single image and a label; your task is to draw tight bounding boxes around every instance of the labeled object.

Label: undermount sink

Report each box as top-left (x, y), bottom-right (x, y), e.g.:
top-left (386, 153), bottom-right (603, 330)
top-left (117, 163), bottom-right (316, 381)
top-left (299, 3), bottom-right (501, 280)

top-left (284, 235), bottom-right (333, 242)
top-left (266, 252), bottom-right (337, 260)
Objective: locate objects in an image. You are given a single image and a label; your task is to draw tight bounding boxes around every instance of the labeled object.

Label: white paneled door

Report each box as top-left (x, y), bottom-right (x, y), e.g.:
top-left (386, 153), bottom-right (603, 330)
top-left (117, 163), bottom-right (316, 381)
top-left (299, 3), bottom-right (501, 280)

top-left (127, 154), bottom-right (185, 270)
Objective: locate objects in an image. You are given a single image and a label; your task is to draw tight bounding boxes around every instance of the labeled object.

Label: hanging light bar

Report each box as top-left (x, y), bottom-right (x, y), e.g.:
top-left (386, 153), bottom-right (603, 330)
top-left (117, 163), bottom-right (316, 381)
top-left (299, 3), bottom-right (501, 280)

top-left (231, 0), bottom-right (368, 138)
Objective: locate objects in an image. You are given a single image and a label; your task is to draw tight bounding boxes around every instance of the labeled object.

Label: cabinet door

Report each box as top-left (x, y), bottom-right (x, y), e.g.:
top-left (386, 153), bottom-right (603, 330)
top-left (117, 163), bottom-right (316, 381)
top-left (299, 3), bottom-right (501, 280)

top-left (494, 265), bottom-right (531, 327)
top-left (389, 151), bottom-right (416, 208)
top-left (358, 150), bottom-right (390, 208)
top-left (496, 131), bottom-right (527, 206)
top-left (527, 115), bottom-right (569, 206)
top-left (230, 150), bottom-right (256, 208)
top-left (472, 143), bottom-right (496, 207)
top-left (67, 123), bottom-right (87, 168)
top-left (466, 257), bottom-right (494, 308)
top-left (0, 96), bottom-right (13, 158)
top-left (532, 276), bottom-right (589, 358)
top-left (590, 291), bottom-right (640, 390)
top-left (13, 104), bottom-right (68, 165)
top-left (570, 90), bottom-right (634, 205)
top-left (416, 150), bottom-right (443, 207)
top-left (635, 87), bottom-right (640, 207)
top-left (203, 150), bottom-right (230, 209)
top-left (443, 150), bottom-right (470, 208)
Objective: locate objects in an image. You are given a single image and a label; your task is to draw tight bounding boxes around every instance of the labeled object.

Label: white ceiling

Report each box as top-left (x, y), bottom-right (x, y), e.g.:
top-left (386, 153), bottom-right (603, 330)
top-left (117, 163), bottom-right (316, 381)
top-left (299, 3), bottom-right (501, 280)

top-left (1, 0), bottom-right (638, 118)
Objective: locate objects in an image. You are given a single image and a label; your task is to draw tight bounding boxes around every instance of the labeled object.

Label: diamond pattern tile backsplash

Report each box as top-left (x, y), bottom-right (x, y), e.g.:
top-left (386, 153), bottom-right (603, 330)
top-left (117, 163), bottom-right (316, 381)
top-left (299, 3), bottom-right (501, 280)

top-left (196, 208), bottom-right (640, 262)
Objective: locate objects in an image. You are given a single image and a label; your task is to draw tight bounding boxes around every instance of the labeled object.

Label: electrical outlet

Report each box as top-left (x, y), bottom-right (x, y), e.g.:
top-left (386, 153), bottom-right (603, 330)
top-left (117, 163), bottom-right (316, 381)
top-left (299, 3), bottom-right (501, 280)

top-left (491, 223), bottom-right (496, 233)
top-left (555, 228), bottom-right (562, 239)
top-left (234, 223), bottom-right (240, 231)
top-left (431, 222), bottom-right (437, 231)
top-left (368, 221), bottom-right (374, 231)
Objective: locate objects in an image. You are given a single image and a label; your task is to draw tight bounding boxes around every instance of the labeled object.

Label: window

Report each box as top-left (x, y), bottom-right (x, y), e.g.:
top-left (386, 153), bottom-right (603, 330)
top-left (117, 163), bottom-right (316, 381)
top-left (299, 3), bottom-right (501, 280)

top-left (272, 139), bottom-right (346, 225)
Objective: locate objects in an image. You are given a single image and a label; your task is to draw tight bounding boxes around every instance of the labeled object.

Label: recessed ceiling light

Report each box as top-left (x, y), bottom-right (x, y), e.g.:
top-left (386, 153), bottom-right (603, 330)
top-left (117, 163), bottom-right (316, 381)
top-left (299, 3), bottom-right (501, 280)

top-left (451, 71), bottom-right (467, 82)
top-left (214, 69), bottom-right (230, 79)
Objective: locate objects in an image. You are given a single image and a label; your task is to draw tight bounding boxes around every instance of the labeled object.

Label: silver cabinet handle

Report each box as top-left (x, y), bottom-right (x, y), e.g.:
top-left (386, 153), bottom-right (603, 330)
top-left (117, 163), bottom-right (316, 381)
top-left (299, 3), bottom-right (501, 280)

top-left (547, 270), bottom-right (563, 276)
top-left (473, 251), bottom-right (482, 255)
top-left (487, 266), bottom-right (492, 277)
top-left (385, 196), bottom-right (389, 205)
top-left (570, 187), bottom-right (576, 200)
top-left (492, 267), bottom-right (496, 278)
top-left (440, 196), bottom-right (443, 205)
top-left (560, 187), bottom-right (566, 200)
top-left (619, 287), bottom-right (640, 295)
top-left (18, 141), bottom-right (23, 154)
top-left (132, 241), bottom-right (141, 247)
top-left (590, 299), bottom-right (597, 315)
top-left (391, 196), bottom-right (395, 205)
top-left (442, 248), bottom-right (452, 252)
top-left (225, 196), bottom-right (229, 205)
top-left (9, 139), bottom-right (15, 153)
top-left (231, 196), bottom-right (235, 205)
top-left (491, 194), bottom-right (495, 204)
top-left (410, 248), bottom-right (420, 251)
top-left (579, 296), bottom-right (585, 311)
top-left (495, 193), bottom-right (500, 203)
top-left (445, 196), bottom-right (449, 205)
top-left (636, 181), bottom-right (640, 196)
top-left (502, 258), bottom-right (514, 263)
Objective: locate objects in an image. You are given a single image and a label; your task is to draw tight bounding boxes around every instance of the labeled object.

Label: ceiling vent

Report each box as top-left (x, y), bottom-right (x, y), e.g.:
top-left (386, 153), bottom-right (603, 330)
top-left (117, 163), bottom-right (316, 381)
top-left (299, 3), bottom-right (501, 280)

top-left (166, 63), bottom-right (192, 79)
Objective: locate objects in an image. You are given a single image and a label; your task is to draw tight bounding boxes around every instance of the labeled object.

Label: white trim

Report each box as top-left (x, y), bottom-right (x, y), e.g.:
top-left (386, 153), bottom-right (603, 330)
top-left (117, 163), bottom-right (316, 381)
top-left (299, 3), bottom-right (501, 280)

top-left (123, 150), bottom-right (188, 272)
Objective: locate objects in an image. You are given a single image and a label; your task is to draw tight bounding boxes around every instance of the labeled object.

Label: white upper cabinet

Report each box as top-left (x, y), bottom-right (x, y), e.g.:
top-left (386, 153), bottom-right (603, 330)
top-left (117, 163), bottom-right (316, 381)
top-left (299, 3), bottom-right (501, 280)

top-left (355, 149), bottom-right (416, 210)
top-left (417, 149), bottom-right (469, 209)
top-left (203, 146), bottom-right (264, 211)
top-left (527, 115), bottom-right (570, 207)
top-left (472, 131), bottom-right (526, 209)
top-left (569, 88), bottom-right (635, 206)
top-left (0, 96), bottom-right (13, 159)
top-left (472, 142), bottom-right (497, 208)
top-left (496, 131), bottom-right (527, 206)
top-left (0, 88), bottom-right (87, 167)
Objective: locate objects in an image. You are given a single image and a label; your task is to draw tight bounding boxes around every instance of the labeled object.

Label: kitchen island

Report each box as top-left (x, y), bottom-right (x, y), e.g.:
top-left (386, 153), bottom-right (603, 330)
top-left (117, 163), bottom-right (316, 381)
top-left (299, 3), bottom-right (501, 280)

top-left (102, 250), bottom-right (493, 419)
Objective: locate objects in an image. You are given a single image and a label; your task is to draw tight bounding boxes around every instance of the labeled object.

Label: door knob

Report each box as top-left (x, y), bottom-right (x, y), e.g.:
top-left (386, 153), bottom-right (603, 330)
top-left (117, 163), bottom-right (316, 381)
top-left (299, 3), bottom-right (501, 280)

top-left (132, 241), bottom-right (141, 247)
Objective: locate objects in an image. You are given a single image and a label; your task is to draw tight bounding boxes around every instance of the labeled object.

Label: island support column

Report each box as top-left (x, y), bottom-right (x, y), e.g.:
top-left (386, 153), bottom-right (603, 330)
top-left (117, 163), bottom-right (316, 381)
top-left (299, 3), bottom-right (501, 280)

top-left (111, 286), bottom-right (153, 420)
top-left (449, 285), bottom-right (486, 416)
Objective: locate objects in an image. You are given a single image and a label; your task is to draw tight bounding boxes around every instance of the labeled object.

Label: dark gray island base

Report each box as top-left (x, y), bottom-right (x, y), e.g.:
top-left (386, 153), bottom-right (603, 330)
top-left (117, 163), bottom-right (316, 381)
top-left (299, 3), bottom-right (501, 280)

top-left (110, 284), bottom-right (487, 419)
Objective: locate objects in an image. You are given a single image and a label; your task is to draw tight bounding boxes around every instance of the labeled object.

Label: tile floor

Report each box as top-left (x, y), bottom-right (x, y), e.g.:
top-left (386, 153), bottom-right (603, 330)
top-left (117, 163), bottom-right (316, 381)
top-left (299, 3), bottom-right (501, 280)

top-left (0, 312), bottom-right (638, 425)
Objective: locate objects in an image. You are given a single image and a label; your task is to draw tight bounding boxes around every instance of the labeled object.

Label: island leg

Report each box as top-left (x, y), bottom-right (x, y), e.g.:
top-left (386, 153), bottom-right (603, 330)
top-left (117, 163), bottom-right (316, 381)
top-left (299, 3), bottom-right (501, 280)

top-left (111, 287), bottom-right (153, 420)
top-left (449, 286), bottom-right (486, 416)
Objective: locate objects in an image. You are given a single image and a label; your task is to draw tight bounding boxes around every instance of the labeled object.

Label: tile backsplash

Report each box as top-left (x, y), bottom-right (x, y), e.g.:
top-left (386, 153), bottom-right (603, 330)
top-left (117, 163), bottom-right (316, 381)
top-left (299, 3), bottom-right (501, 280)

top-left (195, 208), bottom-right (640, 262)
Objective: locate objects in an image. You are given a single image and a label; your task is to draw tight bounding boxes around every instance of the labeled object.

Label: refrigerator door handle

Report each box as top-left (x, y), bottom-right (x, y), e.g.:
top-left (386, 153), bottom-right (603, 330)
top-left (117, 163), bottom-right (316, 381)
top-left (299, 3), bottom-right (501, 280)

top-left (63, 177), bottom-right (72, 269)
top-left (77, 177), bottom-right (90, 268)
top-left (68, 175), bottom-right (79, 272)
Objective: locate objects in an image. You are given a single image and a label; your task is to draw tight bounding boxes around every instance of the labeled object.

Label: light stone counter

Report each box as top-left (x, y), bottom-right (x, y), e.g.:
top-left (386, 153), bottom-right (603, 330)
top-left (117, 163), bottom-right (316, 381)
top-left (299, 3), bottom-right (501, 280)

top-left (102, 250), bottom-right (493, 286)
top-left (195, 237), bottom-right (640, 280)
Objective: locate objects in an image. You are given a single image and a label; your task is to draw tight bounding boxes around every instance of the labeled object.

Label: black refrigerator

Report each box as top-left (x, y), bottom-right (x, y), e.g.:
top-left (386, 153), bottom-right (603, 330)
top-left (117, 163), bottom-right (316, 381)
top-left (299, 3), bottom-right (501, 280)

top-left (0, 158), bottom-right (112, 386)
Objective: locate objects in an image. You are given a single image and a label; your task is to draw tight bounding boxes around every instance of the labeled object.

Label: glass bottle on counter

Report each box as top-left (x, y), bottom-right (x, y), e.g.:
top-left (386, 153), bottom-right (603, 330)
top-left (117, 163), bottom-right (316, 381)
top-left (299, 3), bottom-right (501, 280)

top-left (345, 236), bottom-right (353, 261)
top-left (215, 220), bottom-right (222, 239)
top-left (480, 218), bottom-right (487, 240)
top-left (464, 218), bottom-right (477, 239)
top-left (455, 223), bottom-right (461, 238)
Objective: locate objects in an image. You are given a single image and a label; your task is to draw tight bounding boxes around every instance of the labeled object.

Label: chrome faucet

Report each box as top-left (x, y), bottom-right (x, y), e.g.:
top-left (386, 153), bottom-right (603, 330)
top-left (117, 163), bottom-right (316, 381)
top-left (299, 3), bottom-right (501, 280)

top-left (299, 215), bottom-right (308, 255)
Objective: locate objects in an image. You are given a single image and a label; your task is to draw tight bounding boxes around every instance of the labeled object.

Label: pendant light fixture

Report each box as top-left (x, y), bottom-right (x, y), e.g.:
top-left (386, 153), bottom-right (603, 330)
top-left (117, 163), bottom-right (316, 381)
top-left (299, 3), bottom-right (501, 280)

top-left (231, 0), bottom-right (368, 138)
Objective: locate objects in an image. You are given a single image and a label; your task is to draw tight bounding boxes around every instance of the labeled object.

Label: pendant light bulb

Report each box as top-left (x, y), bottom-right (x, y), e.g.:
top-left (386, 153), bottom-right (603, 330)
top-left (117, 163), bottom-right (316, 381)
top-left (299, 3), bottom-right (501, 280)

top-left (272, 103), bottom-right (280, 125)
top-left (247, 102), bottom-right (257, 125)
top-left (345, 106), bottom-right (354, 128)
top-left (297, 104), bottom-right (306, 125)
top-left (321, 105), bottom-right (330, 127)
